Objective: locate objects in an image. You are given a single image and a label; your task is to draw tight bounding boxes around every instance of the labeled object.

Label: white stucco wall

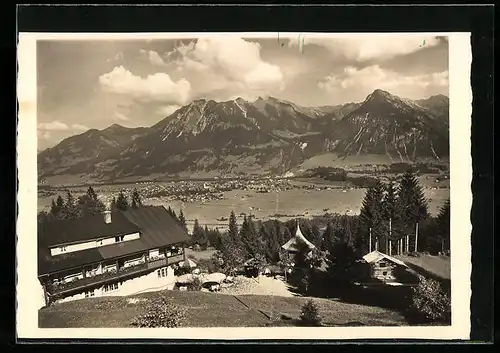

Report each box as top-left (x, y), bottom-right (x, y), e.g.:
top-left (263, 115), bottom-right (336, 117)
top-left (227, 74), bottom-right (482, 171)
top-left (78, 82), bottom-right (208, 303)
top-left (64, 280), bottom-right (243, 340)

top-left (123, 233), bottom-right (140, 241)
top-left (50, 232), bottom-right (141, 256)
top-left (55, 266), bottom-right (176, 304)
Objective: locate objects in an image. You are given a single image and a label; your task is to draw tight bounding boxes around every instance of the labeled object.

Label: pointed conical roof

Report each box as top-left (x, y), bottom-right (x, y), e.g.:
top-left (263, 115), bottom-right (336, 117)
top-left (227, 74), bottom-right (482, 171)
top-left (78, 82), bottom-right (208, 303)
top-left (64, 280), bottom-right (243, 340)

top-left (281, 219), bottom-right (316, 251)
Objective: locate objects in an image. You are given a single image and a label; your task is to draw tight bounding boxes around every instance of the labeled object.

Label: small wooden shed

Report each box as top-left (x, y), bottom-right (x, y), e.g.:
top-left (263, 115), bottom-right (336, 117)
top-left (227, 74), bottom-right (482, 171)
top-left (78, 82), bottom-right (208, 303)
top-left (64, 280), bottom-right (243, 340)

top-left (362, 250), bottom-right (409, 282)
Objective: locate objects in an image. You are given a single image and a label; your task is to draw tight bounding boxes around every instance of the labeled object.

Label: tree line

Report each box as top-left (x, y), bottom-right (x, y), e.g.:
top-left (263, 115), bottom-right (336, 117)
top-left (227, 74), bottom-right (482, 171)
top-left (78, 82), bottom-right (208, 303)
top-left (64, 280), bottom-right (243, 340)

top-left (37, 187), bottom-right (144, 223)
top-left (185, 169), bottom-right (450, 276)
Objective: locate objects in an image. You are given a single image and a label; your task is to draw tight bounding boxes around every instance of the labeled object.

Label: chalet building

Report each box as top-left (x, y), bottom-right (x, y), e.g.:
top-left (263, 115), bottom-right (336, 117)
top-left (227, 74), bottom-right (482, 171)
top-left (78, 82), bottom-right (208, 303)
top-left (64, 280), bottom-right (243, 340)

top-left (360, 250), bottom-right (411, 284)
top-left (38, 206), bottom-right (190, 306)
top-left (281, 220), bottom-right (316, 265)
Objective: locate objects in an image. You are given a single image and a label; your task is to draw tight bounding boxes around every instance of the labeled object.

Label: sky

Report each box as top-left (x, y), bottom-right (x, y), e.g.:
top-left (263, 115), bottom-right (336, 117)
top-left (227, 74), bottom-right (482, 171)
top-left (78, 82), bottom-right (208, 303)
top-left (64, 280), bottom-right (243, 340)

top-left (37, 34), bottom-right (449, 150)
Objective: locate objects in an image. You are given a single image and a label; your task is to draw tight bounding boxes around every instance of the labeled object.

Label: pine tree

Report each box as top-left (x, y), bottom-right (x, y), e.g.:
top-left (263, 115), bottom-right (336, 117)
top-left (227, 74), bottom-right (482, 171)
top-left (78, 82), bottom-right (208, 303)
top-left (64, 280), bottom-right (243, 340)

top-left (263, 223), bottom-right (280, 263)
top-left (77, 186), bottom-right (106, 218)
top-left (110, 197), bottom-right (117, 211)
top-left (310, 224), bottom-right (323, 249)
top-left (178, 209), bottom-right (188, 233)
top-left (131, 188), bottom-right (143, 208)
top-left (87, 186), bottom-right (98, 201)
top-left (192, 219), bottom-right (208, 249)
top-left (322, 221), bottom-right (338, 251)
top-left (62, 191), bottom-right (80, 219)
top-left (327, 236), bottom-right (357, 282)
top-left (359, 181), bottom-right (386, 252)
top-left (397, 169), bottom-right (429, 250)
top-left (299, 300), bottom-right (322, 326)
top-left (436, 199), bottom-right (450, 253)
top-left (50, 196), bottom-right (65, 218)
top-left (116, 191), bottom-right (129, 211)
top-left (228, 210), bottom-right (239, 241)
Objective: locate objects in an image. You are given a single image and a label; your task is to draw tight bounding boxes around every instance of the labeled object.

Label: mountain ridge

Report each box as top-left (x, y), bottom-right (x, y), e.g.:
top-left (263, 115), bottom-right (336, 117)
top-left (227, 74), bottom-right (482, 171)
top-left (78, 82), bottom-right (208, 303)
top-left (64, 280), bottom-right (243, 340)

top-left (38, 90), bottom-right (449, 182)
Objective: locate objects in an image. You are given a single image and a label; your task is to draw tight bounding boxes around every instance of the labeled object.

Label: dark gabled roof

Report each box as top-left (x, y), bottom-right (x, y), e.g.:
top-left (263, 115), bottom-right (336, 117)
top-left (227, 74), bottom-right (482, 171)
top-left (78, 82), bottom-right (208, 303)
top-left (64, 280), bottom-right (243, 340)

top-left (38, 245), bottom-right (104, 276)
top-left (38, 206), bottom-right (190, 276)
top-left (38, 211), bottom-right (141, 247)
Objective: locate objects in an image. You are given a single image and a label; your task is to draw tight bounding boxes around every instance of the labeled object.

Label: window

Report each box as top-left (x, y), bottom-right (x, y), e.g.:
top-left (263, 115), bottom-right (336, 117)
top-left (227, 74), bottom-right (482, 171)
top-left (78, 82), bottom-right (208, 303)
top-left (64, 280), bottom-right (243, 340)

top-left (158, 268), bottom-right (167, 278)
top-left (115, 236), bottom-right (120, 242)
top-left (378, 262), bottom-right (387, 268)
top-left (60, 246), bottom-right (67, 252)
top-left (85, 290), bottom-right (95, 298)
top-left (103, 283), bottom-right (119, 292)
top-left (382, 271), bottom-right (388, 276)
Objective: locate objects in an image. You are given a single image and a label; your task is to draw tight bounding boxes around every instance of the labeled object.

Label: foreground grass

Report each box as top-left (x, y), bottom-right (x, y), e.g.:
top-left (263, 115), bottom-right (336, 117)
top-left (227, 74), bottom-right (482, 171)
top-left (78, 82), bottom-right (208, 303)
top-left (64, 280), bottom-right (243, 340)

top-left (39, 290), bottom-right (407, 328)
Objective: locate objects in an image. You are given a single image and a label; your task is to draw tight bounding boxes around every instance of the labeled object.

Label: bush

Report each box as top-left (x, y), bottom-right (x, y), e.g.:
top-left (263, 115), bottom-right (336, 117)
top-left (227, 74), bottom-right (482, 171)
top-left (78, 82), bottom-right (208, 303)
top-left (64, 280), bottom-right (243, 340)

top-left (188, 277), bottom-right (203, 291)
top-left (298, 300), bottom-right (322, 326)
top-left (130, 295), bottom-right (186, 327)
top-left (410, 275), bottom-right (451, 323)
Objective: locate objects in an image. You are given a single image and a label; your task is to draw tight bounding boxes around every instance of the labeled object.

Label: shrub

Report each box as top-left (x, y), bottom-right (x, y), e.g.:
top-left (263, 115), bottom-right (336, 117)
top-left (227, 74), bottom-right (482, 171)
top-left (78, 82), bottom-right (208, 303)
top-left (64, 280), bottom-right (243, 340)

top-left (188, 277), bottom-right (203, 291)
top-left (298, 300), bottom-right (322, 326)
top-left (410, 275), bottom-right (451, 323)
top-left (130, 295), bottom-right (186, 328)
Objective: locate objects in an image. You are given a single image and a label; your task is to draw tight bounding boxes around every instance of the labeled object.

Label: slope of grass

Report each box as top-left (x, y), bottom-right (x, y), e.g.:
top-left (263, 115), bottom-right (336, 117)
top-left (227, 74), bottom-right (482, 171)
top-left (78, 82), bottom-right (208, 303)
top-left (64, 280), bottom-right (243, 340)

top-left (394, 254), bottom-right (450, 281)
top-left (39, 290), bottom-right (407, 328)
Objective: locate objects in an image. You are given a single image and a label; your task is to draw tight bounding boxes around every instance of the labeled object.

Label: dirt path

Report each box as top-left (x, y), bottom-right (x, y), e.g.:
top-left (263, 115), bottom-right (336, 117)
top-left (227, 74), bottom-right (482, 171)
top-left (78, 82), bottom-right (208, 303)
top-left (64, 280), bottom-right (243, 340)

top-left (221, 275), bottom-right (294, 297)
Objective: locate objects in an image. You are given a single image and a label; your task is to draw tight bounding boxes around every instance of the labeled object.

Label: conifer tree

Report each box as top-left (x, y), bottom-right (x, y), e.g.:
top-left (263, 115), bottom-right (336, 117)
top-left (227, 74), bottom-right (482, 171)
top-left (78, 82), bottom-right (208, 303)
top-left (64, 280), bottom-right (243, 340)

top-left (178, 209), bottom-right (188, 233)
top-left (359, 181), bottom-right (386, 251)
top-left (228, 210), bottom-right (239, 241)
top-left (322, 221), bottom-right (338, 251)
top-left (397, 169), bottom-right (429, 249)
top-left (437, 199), bottom-right (450, 253)
top-left (263, 223), bottom-right (281, 263)
top-left (116, 191), bottom-right (129, 211)
top-left (77, 186), bottom-right (106, 217)
top-left (50, 196), bottom-right (65, 218)
top-left (131, 188), bottom-right (143, 208)
top-left (192, 219), bottom-right (208, 249)
top-left (110, 197), bottom-right (117, 211)
top-left (63, 191), bottom-right (80, 219)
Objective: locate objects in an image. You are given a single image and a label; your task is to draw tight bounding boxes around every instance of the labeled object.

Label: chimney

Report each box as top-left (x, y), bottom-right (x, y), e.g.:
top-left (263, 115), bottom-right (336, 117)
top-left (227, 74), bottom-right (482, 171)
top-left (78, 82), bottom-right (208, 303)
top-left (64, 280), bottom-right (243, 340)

top-left (104, 210), bottom-right (112, 224)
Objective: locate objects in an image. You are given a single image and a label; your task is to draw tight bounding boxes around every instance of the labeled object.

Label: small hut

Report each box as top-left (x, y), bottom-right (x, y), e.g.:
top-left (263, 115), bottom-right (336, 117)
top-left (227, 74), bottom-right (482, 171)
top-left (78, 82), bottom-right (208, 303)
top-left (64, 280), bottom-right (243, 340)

top-left (361, 250), bottom-right (409, 283)
top-left (281, 219), bottom-right (316, 265)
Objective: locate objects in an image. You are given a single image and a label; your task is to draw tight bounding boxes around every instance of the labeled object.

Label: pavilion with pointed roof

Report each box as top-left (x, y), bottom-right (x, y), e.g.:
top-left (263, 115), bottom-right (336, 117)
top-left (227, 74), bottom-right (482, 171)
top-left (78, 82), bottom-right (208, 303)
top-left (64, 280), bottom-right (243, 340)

top-left (281, 219), bottom-right (316, 262)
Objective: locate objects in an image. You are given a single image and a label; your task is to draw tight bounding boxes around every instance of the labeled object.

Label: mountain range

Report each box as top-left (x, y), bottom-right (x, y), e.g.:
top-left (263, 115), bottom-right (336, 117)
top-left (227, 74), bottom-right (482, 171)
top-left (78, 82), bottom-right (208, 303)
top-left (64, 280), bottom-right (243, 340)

top-left (38, 89), bottom-right (449, 183)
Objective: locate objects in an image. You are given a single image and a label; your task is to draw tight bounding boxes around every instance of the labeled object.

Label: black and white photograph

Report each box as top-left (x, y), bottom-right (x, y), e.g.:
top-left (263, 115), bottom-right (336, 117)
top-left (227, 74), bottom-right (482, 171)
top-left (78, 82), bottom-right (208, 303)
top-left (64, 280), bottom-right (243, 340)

top-left (16, 32), bottom-right (472, 340)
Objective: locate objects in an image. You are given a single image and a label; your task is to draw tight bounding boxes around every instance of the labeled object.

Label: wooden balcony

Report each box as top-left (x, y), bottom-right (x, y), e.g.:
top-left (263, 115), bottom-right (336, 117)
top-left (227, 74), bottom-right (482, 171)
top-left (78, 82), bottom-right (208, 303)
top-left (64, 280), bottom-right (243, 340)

top-left (48, 253), bottom-right (184, 297)
top-left (166, 253), bottom-right (184, 265)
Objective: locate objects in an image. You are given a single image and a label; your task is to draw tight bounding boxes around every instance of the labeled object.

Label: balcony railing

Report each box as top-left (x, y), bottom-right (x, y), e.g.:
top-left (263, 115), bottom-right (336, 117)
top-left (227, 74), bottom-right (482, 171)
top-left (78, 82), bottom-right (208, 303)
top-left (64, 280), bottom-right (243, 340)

top-left (48, 254), bottom-right (184, 296)
top-left (167, 254), bottom-right (184, 265)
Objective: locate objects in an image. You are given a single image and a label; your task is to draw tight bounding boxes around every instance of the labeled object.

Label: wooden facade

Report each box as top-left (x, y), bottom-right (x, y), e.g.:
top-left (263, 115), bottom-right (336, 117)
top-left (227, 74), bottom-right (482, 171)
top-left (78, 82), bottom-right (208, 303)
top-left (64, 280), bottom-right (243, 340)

top-left (368, 258), bottom-right (398, 282)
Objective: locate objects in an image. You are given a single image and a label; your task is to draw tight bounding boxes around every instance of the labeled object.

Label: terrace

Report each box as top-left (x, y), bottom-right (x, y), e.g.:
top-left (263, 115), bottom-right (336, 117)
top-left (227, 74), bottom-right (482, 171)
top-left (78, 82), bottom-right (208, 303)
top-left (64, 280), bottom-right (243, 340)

top-left (48, 253), bottom-right (185, 296)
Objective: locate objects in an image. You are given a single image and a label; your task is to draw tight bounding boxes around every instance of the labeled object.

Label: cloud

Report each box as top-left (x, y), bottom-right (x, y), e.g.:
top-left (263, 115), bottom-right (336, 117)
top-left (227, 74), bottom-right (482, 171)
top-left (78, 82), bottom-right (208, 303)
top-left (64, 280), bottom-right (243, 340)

top-left (106, 51), bottom-right (124, 63)
top-left (157, 105), bottom-right (181, 117)
top-left (289, 35), bottom-right (442, 61)
top-left (99, 66), bottom-right (191, 105)
top-left (165, 37), bottom-right (285, 100)
top-left (38, 121), bottom-right (69, 131)
top-left (38, 121), bottom-right (89, 132)
top-left (71, 124), bottom-right (89, 131)
top-left (114, 112), bottom-right (130, 122)
top-left (318, 65), bottom-right (448, 102)
top-left (141, 49), bottom-right (166, 66)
